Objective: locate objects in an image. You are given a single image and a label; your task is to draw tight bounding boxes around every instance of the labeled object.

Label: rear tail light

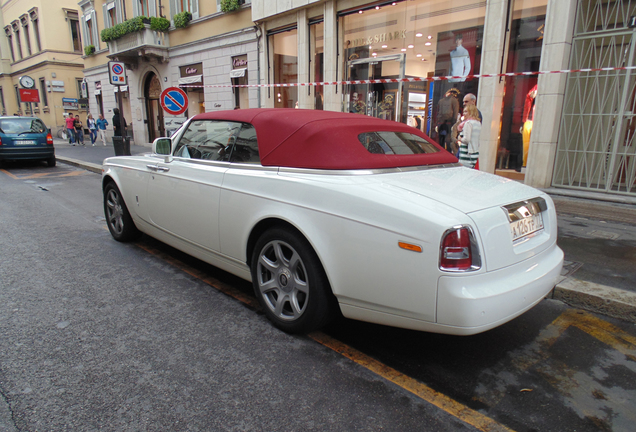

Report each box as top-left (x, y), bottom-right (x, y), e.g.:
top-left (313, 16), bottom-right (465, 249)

top-left (440, 226), bottom-right (481, 271)
top-left (46, 133), bottom-right (53, 145)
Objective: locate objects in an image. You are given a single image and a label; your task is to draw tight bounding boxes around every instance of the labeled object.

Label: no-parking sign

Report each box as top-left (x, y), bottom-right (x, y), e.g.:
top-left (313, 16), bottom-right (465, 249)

top-left (160, 87), bottom-right (189, 115)
top-left (108, 61), bottom-right (127, 86)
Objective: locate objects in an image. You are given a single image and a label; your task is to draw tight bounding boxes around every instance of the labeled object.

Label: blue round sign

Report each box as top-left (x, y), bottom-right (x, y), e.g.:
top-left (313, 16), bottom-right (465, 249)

top-left (112, 64), bottom-right (124, 75)
top-left (160, 87), bottom-right (189, 115)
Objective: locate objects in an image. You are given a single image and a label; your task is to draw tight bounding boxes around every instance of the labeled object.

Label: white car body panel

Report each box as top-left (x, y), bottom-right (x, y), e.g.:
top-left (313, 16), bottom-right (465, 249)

top-left (103, 150), bottom-right (563, 335)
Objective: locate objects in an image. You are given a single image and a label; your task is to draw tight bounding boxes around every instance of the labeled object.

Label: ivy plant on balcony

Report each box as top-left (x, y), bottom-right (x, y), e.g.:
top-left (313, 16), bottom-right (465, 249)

top-left (84, 45), bottom-right (96, 56)
top-left (150, 16), bottom-right (171, 32)
top-left (220, 0), bottom-right (241, 13)
top-left (174, 11), bottom-right (192, 29)
top-left (100, 16), bottom-right (170, 43)
top-left (101, 16), bottom-right (146, 42)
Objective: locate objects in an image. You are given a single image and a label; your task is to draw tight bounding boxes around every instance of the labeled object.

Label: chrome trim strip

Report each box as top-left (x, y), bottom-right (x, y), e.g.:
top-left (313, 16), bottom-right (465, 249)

top-left (502, 197), bottom-right (548, 223)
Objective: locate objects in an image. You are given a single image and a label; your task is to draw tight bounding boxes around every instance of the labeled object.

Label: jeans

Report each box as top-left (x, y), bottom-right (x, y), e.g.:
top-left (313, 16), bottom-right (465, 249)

top-left (75, 129), bottom-right (84, 144)
top-left (89, 129), bottom-right (97, 144)
top-left (67, 128), bottom-right (75, 144)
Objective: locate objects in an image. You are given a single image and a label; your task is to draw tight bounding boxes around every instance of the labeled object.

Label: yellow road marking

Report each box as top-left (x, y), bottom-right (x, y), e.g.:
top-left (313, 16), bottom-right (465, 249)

top-left (309, 331), bottom-right (514, 432)
top-left (134, 239), bottom-right (515, 432)
top-left (0, 168), bottom-right (90, 180)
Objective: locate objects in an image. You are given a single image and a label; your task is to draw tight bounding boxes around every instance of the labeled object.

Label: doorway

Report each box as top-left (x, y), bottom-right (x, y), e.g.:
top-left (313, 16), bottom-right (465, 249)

top-left (144, 73), bottom-right (165, 141)
top-left (345, 54), bottom-right (405, 121)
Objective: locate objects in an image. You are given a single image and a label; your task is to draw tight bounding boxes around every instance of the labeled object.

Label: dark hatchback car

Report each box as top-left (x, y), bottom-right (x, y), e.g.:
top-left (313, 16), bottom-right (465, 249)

top-left (0, 116), bottom-right (55, 167)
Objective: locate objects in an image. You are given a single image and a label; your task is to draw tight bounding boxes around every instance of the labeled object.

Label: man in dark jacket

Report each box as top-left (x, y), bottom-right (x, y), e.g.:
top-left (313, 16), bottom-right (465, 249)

top-left (112, 108), bottom-right (127, 137)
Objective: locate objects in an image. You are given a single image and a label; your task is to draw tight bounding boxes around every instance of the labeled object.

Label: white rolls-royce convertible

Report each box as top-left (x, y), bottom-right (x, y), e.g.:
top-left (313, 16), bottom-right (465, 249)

top-left (102, 109), bottom-right (563, 335)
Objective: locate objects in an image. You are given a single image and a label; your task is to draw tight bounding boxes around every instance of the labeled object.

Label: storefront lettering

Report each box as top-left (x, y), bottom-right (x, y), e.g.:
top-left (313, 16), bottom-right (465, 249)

top-left (233, 58), bottom-right (248, 68)
top-left (185, 67), bottom-right (198, 75)
top-left (347, 30), bottom-right (407, 48)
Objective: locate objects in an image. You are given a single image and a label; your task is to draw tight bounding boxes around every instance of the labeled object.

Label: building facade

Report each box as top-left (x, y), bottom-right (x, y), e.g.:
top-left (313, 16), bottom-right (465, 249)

top-left (80, 0), bottom-right (258, 145)
top-left (252, 0), bottom-right (636, 199)
top-left (0, 1), bottom-right (87, 136)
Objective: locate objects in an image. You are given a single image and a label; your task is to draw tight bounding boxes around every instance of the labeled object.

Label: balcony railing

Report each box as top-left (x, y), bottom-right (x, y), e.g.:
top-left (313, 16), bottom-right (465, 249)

top-left (108, 25), bottom-right (169, 62)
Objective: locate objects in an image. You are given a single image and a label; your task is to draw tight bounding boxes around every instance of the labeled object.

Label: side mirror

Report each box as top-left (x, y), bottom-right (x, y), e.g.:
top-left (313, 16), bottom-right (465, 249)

top-left (153, 137), bottom-right (171, 156)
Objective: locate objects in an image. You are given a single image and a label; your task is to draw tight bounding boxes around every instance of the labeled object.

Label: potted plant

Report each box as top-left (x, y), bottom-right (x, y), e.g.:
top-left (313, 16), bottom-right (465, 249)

top-left (174, 11), bottom-right (192, 28)
top-left (220, 0), bottom-right (241, 13)
top-left (84, 45), bottom-right (96, 56)
top-left (150, 16), bottom-right (171, 32)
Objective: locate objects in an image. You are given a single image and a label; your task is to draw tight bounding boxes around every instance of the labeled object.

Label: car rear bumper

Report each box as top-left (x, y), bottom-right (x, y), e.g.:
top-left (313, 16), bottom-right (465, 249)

top-left (0, 147), bottom-right (55, 161)
top-left (436, 243), bottom-right (564, 334)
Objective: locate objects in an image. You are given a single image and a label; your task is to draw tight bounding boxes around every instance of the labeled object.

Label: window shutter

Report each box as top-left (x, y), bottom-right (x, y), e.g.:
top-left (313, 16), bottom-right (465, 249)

top-left (82, 15), bottom-right (90, 46)
top-left (91, 10), bottom-right (99, 49)
top-left (191, 0), bottom-right (199, 19)
top-left (103, 3), bottom-right (109, 27)
top-left (169, 0), bottom-right (178, 26)
top-left (116, 0), bottom-right (124, 23)
top-left (132, 0), bottom-right (140, 17)
top-left (149, 0), bottom-right (157, 17)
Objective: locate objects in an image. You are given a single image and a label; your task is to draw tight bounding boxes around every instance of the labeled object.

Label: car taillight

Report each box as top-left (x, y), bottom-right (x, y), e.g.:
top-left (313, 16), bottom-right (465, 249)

top-left (46, 133), bottom-right (53, 145)
top-left (440, 227), bottom-right (479, 271)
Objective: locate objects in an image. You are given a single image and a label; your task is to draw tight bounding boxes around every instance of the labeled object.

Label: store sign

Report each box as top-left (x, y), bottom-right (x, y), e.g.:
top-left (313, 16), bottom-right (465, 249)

top-left (62, 98), bottom-right (79, 110)
top-left (347, 30), bottom-right (407, 48)
top-left (179, 63), bottom-right (202, 77)
top-left (233, 55), bottom-right (248, 68)
top-left (19, 89), bottom-right (40, 103)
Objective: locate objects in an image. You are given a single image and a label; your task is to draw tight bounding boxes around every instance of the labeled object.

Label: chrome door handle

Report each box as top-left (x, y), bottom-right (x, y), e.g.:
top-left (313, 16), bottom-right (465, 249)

top-left (146, 164), bottom-right (170, 172)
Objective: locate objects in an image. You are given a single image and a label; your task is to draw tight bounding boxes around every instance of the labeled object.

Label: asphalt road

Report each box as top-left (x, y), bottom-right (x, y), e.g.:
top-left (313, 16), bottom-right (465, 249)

top-left (1, 161), bottom-right (636, 432)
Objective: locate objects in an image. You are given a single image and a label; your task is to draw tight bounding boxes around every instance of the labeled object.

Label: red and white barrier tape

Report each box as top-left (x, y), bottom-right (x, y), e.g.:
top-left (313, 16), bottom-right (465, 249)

top-left (179, 66), bottom-right (636, 89)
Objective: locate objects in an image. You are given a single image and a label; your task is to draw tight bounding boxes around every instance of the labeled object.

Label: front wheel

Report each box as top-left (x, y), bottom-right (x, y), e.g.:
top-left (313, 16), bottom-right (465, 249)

top-left (251, 228), bottom-right (334, 334)
top-left (103, 182), bottom-right (140, 242)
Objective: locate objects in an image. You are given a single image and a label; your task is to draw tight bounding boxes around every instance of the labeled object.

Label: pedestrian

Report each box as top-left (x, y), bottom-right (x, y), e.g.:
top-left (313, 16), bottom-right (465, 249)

top-left (462, 93), bottom-right (482, 122)
top-left (457, 104), bottom-right (481, 169)
top-left (65, 114), bottom-right (76, 145)
top-left (73, 115), bottom-right (84, 145)
top-left (87, 113), bottom-right (98, 146)
top-left (96, 114), bottom-right (109, 146)
top-left (112, 108), bottom-right (127, 137)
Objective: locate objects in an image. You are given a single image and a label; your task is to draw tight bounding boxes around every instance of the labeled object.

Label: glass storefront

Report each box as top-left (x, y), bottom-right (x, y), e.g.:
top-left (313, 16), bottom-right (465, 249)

top-left (497, 0), bottom-right (548, 173)
top-left (270, 28), bottom-right (298, 108)
top-left (340, 0), bottom-right (486, 145)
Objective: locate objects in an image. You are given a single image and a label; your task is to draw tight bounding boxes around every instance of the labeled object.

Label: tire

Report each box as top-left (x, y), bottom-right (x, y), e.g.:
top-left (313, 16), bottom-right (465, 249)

top-left (103, 182), bottom-right (141, 242)
top-left (251, 227), bottom-right (334, 334)
top-left (47, 157), bottom-right (56, 167)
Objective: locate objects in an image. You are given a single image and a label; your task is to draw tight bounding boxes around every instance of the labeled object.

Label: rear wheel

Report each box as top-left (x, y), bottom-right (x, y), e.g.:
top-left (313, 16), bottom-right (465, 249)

top-left (103, 182), bottom-right (140, 242)
top-left (47, 157), bottom-right (56, 167)
top-left (251, 227), bottom-right (334, 334)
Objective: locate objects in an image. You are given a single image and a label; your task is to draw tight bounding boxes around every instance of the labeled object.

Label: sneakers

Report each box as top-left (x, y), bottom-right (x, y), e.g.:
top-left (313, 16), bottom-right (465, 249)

top-left (92, 144), bottom-right (96, 146)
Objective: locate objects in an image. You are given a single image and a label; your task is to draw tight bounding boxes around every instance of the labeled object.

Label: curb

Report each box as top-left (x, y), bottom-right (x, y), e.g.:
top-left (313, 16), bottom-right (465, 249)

top-left (553, 278), bottom-right (636, 324)
top-left (56, 156), bottom-right (102, 174)
top-left (56, 156), bottom-right (636, 325)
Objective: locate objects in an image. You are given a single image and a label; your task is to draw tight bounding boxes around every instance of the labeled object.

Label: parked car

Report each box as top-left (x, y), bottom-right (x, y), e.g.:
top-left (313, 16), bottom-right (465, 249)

top-left (0, 116), bottom-right (55, 167)
top-left (102, 109), bottom-right (564, 335)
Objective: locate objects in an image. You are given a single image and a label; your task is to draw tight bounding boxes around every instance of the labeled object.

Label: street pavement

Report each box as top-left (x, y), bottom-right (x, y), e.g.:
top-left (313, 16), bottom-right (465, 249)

top-left (51, 137), bottom-right (636, 325)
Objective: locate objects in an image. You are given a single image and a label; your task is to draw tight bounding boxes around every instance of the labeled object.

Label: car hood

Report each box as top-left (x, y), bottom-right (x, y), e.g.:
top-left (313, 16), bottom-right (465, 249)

top-left (383, 166), bottom-right (543, 213)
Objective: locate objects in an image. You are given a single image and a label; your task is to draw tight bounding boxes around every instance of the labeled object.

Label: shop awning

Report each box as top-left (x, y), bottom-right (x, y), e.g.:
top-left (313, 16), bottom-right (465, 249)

top-left (230, 68), bottom-right (247, 78)
top-left (178, 74), bottom-right (202, 85)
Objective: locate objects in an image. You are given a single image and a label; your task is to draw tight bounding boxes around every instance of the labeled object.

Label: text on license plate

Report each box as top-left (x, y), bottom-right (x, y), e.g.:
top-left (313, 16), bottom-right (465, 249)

top-left (14, 140), bottom-right (35, 145)
top-left (510, 213), bottom-right (544, 242)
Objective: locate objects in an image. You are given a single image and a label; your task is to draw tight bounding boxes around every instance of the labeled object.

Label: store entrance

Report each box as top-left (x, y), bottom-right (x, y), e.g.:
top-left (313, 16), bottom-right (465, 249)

top-left (346, 54), bottom-right (405, 121)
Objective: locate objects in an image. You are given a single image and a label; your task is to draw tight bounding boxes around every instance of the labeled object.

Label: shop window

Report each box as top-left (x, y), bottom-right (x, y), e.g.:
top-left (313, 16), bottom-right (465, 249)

top-left (340, 0), bottom-right (485, 142)
top-left (497, 0), bottom-right (547, 174)
top-left (310, 20), bottom-right (324, 110)
top-left (269, 27), bottom-right (298, 108)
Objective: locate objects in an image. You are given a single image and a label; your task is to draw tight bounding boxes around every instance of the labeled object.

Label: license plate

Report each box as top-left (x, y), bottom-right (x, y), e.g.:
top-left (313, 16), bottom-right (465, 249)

top-left (503, 198), bottom-right (547, 243)
top-left (510, 212), bottom-right (544, 242)
top-left (14, 140), bottom-right (36, 145)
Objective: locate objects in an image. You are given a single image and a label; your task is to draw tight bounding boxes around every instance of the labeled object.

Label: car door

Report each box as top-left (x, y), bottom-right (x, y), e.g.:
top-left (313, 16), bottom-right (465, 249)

top-left (145, 119), bottom-right (242, 252)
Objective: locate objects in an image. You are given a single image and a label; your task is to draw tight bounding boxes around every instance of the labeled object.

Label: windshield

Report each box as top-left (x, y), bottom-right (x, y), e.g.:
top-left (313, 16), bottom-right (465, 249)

top-left (0, 118), bottom-right (47, 134)
top-left (358, 131), bottom-right (440, 155)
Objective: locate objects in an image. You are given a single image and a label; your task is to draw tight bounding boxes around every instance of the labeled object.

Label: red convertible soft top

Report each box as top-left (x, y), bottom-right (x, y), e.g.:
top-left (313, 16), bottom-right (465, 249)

top-left (191, 108), bottom-right (458, 170)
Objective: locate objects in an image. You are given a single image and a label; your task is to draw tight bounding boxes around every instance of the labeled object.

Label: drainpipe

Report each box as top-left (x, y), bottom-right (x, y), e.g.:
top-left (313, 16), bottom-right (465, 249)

top-left (255, 24), bottom-right (262, 107)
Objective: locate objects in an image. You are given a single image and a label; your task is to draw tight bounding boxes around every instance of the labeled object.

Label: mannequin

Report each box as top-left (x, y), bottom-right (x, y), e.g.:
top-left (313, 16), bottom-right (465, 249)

top-left (520, 84), bottom-right (537, 167)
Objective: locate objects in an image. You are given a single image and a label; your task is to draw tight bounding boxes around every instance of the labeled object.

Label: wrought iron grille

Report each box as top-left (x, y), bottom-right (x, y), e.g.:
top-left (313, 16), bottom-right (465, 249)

top-left (553, 0), bottom-right (636, 195)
